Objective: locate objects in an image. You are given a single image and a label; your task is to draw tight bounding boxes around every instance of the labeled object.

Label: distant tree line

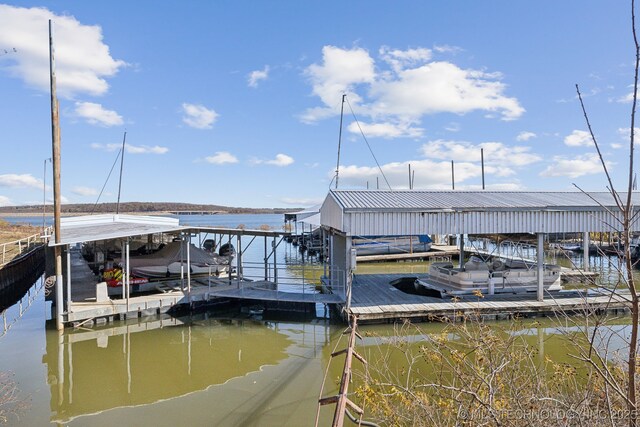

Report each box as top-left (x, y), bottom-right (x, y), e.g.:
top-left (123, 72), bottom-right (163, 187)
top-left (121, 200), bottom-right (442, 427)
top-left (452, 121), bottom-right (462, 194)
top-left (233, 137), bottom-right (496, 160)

top-left (0, 202), bottom-right (300, 215)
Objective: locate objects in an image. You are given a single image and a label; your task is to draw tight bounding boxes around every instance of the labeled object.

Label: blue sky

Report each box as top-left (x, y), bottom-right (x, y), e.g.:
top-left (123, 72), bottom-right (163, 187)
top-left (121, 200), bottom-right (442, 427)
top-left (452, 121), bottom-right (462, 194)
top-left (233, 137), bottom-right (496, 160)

top-left (0, 1), bottom-right (637, 208)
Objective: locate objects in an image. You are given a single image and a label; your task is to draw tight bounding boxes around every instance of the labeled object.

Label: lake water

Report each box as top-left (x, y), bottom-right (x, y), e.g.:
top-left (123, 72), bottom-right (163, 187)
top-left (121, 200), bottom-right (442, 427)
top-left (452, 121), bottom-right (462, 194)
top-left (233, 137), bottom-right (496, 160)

top-left (0, 214), bottom-right (636, 425)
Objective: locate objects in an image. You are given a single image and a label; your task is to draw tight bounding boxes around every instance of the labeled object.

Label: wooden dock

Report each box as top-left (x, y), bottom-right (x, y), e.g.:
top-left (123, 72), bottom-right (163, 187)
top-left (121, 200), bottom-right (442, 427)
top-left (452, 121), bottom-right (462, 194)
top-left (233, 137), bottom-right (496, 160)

top-left (345, 274), bottom-right (629, 323)
top-left (63, 250), bottom-right (623, 327)
top-left (63, 249), bottom-right (343, 325)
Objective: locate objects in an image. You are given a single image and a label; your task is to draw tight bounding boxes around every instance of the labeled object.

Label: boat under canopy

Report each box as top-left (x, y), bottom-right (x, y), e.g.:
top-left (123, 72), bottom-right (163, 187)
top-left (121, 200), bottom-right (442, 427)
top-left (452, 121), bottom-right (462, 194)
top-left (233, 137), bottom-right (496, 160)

top-left (116, 241), bottom-right (232, 278)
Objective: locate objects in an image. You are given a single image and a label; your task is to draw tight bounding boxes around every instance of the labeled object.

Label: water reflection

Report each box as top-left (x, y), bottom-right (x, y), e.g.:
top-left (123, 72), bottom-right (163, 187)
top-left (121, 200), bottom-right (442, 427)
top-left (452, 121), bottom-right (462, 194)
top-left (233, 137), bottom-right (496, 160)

top-left (43, 315), bottom-right (299, 424)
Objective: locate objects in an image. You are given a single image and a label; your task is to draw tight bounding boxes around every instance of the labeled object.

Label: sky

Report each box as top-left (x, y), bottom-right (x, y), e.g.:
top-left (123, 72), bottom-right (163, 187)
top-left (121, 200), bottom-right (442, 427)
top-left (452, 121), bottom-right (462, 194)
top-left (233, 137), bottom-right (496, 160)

top-left (0, 1), bottom-right (638, 209)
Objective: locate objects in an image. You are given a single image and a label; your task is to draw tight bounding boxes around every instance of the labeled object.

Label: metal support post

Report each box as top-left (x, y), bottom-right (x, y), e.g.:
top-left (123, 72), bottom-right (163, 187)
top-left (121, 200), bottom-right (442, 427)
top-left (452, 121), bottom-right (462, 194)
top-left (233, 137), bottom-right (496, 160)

top-left (264, 236), bottom-right (268, 281)
top-left (583, 231), bottom-right (589, 272)
top-left (66, 245), bottom-right (71, 309)
top-left (537, 233), bottom-right (544, 302)
top-left (273, 237), bottom-right (277, 285)
top-left (187, 234), bottom-right (191, 302)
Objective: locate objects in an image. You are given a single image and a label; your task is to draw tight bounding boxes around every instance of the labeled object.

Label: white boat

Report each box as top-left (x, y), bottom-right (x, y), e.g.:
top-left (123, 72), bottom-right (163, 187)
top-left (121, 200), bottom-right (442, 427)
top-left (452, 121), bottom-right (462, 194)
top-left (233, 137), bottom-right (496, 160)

top-left (353, 235), bottom-right (432, 256)
top-left (116, 241), bottom-right (233, 279)
top-left (415, 256), bottom-right (562, 296)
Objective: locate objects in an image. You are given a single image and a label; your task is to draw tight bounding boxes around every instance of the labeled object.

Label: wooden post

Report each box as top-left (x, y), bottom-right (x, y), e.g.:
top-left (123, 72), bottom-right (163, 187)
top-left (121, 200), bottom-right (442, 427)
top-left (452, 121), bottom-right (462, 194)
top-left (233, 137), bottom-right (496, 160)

top-left (49, 20), bottom-right (64, 331)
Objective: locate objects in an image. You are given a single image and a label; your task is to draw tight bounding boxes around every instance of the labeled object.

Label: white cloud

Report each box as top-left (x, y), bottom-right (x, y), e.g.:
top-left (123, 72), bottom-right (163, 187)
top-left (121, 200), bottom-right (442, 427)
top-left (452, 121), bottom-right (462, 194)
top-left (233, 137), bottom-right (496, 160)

top-left (71, 186), bottom-right (98, 196)
top-left (420, 139), bottom-right (541, 169)
top-left (267, 154), bottom-right (294, 167)
top-left (126, 144), bottom-right (168, 154)
top-left (540, 153), bottom-right (607, 178)
top-left (302, 45), bottom-right (524, 135)
top-left (516, 131), bottom-right (536, 141)
top-left (0, 5), bottom-right (126, 98)
top-left (611, 143), bottom-right (623, 149)
top-left (91, 143), bottom-right (168, 154)
top-left (445, 122), bottom-right (460, 132)
top-left (301, 45), bottom-right (375, 123)
top-left (335, 138), bottom-right (540, 189)
top-left (379, 46), bottom-right (432, 73)
top-left (347, 121), bottom-right (424, 138)
top-left (335, 159), bottom-right (481, 189)
top-left (252, 153), bottom-right (295, 167)
top-left (617, 127), bottom-right (640, 139)
top-left (617, 90), bottom-right (634, 103)
top-left (0, 196), bottom-right (12, 206)
top-left (205, 151), bottom-right (238, 165)
top-left (280, 197), bottom-right (325, 206)
top-left (0, 174), bottom-right (43, 189)
top-left (564, 130), bottom-right (593, 147)
top-left (248, 66), bottom-right (269, 87)
top-left (433, 44), bottom-right (463, 54)
top-left (75, 101), bottom-right (123, 126)
top-left (181, 103), bottom-right (218, 129)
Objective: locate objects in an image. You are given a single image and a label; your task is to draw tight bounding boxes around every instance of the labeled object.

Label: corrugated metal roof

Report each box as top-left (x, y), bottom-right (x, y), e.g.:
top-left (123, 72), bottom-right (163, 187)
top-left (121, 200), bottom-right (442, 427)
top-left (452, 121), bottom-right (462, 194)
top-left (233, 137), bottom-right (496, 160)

top-left (50, 214), bottom-right (185, 246)
top-left (328, 190), bottom-right (639, 211)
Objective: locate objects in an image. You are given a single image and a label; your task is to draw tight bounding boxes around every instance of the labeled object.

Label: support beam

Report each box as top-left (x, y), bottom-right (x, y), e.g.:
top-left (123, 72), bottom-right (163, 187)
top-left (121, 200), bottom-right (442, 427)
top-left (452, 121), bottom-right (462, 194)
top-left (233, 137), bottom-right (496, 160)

top-left (65, 245), bottom-right (71, 309)
top-left (458, 234), bottom-right (465, 268)
top-left (237, 234), bottom-right (242, 279)
top-left (187, 234), bottom-right (191, 303)
top-left (537, 233), bottom-right (544, 302)
top-left (583, 231), bottom-right (590, 272)
top-left (125, 239), bottom-right (130, 313)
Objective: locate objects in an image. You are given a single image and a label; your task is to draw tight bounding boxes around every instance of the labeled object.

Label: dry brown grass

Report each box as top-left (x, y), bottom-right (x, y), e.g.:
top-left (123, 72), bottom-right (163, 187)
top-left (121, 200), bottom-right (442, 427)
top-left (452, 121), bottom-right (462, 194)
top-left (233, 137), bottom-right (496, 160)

top-left (0, 220), bottom-right (40, 245)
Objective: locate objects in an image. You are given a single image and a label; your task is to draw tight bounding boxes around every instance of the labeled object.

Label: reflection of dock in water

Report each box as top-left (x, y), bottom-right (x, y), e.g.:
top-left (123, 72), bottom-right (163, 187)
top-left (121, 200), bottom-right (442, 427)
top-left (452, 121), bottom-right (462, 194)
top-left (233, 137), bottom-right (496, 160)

top-left (43, 315), bottom-right (294, 424)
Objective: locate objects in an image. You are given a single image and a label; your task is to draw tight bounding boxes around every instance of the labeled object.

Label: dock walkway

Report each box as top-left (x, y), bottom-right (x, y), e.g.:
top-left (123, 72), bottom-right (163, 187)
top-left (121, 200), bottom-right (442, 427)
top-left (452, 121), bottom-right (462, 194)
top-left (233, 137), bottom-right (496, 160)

top-left (347, 273), bottom-right (629, 323)
top-left (64, 252), bottom-right (626, 326)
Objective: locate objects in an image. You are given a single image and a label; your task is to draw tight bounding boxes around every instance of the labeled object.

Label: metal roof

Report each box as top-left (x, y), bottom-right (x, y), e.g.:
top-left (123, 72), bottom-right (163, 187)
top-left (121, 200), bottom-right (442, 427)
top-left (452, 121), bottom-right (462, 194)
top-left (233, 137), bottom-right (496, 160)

top-left (328, 190), bottom-right (639, 211)
top-left (49, 214), bottom-right (186, 247)
top-left (283, 204), bottom-right (321, 221)
top-left (320, 190), bottom-right (640, 235)
top-left (49, 214), bottom-right (291, 247)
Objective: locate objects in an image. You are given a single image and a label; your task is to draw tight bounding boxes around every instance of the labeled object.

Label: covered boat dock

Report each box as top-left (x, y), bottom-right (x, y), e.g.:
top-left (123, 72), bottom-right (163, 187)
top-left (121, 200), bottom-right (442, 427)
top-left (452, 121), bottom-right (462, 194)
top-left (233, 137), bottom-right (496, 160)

top-left (48, 214), bottom-right (345, 328)
top-left (320, 190), bottom-right (640, 322)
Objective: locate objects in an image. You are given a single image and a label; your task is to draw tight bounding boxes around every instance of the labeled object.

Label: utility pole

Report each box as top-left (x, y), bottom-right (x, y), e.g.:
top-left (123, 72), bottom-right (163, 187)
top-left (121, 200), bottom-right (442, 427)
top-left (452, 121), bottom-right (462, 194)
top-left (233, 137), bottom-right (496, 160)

top-left (49, 20), bottom-right (64, 331)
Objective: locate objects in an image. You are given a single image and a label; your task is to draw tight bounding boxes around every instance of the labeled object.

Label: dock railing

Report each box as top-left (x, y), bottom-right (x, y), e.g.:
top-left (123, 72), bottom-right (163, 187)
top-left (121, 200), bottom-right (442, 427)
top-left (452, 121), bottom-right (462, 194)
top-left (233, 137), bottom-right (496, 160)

top-left (0, 228), bottom-right (50, 268)
top-left (236, 261), bottom-right (347, 300)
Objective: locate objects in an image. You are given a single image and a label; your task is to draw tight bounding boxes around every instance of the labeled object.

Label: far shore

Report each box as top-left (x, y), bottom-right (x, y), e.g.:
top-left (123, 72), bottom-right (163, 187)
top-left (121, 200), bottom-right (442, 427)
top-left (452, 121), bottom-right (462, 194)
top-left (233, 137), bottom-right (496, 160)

top-left (0, 211), bottom-right (176, 217)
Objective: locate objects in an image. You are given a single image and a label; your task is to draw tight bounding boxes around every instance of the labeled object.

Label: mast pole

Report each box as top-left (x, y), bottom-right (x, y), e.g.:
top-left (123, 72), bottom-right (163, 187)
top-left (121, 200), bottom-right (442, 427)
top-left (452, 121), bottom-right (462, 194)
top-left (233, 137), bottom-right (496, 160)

top-left (481, 148), bottom-right (485, 190)
top-left (335, 94), bottom-right (346, 189)
top-left (116, 131), bottom-right (127, 214)
top-left (49, 20), bottom-right (64, 330)
top-left (451, 160), bottom-right (455, 190)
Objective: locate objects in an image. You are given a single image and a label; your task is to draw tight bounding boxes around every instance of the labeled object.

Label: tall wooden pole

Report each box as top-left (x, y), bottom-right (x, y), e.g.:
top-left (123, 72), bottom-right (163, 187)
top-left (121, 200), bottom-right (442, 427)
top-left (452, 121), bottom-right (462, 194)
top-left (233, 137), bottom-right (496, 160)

top-left (49, 20), bottom-right (64, 330)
